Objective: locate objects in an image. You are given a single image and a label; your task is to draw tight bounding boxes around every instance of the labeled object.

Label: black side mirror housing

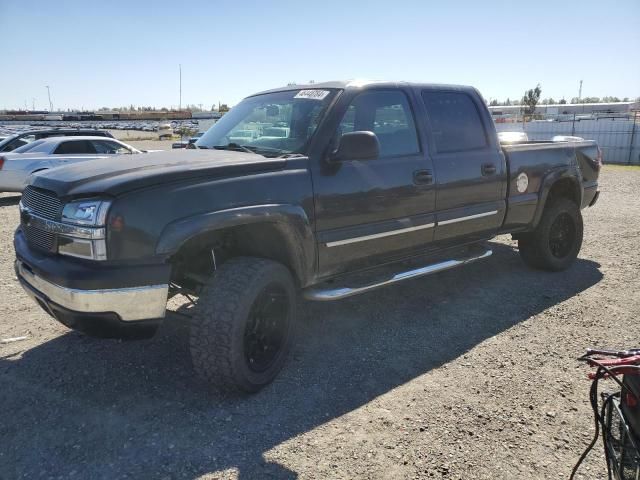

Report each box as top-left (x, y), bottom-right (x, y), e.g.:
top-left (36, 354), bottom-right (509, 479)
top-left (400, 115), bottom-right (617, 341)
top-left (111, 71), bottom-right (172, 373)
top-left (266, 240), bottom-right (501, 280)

top-left (331, 131), bottom-right (380, 162)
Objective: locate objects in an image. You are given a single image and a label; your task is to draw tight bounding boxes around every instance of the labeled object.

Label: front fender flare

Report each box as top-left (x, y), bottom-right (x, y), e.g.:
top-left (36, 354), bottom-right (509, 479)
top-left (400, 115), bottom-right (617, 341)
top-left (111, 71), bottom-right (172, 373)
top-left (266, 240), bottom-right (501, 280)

top-left (155, 204), bottom-right (316, 285)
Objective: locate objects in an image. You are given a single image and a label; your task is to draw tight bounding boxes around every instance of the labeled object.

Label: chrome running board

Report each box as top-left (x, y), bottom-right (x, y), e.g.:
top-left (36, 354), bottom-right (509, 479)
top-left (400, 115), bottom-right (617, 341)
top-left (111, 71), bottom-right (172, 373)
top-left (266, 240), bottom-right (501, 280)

top-left (304, 248), bottom-right (492, 301)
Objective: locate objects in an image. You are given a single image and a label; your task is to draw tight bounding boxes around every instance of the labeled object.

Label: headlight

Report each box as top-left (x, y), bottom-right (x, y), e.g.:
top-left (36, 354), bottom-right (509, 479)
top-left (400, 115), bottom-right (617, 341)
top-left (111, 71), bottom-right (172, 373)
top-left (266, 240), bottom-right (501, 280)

top-left (59, 199), bottom-right (111, 260)
top-left (62, 200), bottom-right (111, 226)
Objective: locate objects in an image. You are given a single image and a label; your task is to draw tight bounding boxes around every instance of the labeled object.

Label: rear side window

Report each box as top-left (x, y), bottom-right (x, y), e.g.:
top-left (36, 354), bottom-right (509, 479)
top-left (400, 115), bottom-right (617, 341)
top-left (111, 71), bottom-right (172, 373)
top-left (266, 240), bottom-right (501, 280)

top-left (421, 91), bottom-right (487, 153)
top-left (54, 140), bottom-right (97, 154)
top-left (337, 90), bottom-right (420, 157)
top-left (92, 140), bottom-right (131, 154)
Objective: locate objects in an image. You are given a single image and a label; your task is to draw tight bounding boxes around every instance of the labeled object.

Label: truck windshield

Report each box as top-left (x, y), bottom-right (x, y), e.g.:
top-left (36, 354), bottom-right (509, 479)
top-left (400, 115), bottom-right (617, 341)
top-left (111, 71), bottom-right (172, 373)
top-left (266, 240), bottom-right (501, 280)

top-left (196, 89), bottom-right (338, 157)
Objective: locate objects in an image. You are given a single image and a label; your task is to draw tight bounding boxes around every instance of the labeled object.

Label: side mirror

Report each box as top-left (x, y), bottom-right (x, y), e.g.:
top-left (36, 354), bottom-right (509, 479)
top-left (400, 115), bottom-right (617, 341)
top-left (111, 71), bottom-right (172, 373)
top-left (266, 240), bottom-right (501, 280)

top-left (331, 131), bottom-right (380, 162)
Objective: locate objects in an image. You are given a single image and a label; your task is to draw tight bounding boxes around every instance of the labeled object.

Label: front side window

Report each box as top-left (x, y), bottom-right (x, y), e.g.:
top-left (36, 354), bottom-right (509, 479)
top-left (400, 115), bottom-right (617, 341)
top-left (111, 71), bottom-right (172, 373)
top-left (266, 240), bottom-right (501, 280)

top-left (54, 140), bottom-right (97, 154)
top-left (336, 90), bottom-right (420, 157)
top-left (197, 89), bottom-right (338, 157)
top-left (421, 91), bottom-right (487, 153)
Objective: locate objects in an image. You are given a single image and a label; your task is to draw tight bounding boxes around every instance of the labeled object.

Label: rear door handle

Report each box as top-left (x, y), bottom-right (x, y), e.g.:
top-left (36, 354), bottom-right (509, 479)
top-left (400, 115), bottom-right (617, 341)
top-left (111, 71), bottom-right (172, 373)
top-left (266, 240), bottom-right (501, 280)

top-left (481, 163), bottom-right (497, 176)
top-left (413, 169), bottom-right (433, 185)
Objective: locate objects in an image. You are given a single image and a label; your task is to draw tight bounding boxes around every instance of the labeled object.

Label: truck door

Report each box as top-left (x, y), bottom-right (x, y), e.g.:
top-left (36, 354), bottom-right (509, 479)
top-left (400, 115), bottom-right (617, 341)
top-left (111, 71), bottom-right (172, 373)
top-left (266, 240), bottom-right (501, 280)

top-left (420, 89), bottom-right (506, 244)
top-left (311, 88), bottom-right (436, 277)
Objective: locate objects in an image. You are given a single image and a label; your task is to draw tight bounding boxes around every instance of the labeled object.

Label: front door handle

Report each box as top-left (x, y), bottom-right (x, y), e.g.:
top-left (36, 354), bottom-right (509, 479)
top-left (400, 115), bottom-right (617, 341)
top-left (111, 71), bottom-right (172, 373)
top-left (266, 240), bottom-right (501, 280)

top-left (413, 169), bottom-right (433, 185)
top-left (481, 163), bottom-right (497, 176)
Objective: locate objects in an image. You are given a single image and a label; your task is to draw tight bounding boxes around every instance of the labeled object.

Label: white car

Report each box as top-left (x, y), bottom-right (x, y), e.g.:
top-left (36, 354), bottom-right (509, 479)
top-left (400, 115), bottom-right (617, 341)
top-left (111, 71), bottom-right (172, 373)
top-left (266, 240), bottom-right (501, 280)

top-left (0, 136), bottom-right (155, 192)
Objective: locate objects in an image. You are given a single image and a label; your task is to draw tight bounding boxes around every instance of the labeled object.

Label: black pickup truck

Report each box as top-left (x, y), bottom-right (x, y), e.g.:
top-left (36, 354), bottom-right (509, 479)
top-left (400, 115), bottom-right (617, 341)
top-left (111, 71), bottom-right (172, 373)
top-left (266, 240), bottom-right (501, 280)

top-left (14, 81), bottom-right (601, 392)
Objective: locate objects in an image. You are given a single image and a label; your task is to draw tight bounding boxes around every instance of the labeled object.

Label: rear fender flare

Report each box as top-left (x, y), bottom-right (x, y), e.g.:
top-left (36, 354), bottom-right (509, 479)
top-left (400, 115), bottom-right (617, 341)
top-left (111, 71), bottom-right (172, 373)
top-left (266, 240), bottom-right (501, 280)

top-left (531, 167), bottom-right (582, 228)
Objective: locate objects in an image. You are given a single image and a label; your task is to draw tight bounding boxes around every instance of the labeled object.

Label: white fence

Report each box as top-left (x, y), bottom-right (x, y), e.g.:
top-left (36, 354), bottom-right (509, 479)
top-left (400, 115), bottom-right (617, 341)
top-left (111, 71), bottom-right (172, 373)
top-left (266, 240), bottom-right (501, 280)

top-left (494, 113), bottom-right (640, 164)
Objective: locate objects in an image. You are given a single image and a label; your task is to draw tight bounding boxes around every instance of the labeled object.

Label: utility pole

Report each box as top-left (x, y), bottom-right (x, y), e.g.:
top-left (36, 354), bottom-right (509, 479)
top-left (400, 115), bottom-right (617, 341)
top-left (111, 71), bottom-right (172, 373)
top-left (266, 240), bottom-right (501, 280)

top-left (578, 80), bottom-right (583, 102)
top-left (32, 98), bottom-right (35, 111)
top-left (45, 85), bottom-right (53, 112)
top-left (179, 64), bottom-right (182, 112)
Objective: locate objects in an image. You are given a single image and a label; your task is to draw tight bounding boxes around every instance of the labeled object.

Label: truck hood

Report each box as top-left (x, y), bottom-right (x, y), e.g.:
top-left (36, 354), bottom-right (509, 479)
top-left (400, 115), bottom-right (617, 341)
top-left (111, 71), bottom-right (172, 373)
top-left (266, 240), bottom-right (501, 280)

top-left (29, 149), bottom-right (288, 198)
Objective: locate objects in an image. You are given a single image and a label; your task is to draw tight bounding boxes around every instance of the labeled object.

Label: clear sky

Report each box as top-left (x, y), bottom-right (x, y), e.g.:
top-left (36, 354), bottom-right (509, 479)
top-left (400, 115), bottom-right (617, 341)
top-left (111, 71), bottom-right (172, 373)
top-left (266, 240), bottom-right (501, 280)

top-left (1, 0), bottom-right (638, 111)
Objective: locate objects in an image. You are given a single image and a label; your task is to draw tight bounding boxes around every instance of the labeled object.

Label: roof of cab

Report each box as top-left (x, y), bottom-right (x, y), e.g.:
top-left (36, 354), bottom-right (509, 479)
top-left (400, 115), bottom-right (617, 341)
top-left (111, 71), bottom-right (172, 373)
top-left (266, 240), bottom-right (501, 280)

top-left (249, 80), bottom-right (477, 97)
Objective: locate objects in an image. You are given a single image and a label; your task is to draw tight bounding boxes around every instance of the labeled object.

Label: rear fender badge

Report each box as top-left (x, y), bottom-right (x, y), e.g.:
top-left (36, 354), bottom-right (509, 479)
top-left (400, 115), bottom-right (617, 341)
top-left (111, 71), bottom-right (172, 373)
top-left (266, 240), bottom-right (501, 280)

top-left (516, 172), bottom-right (529, 193)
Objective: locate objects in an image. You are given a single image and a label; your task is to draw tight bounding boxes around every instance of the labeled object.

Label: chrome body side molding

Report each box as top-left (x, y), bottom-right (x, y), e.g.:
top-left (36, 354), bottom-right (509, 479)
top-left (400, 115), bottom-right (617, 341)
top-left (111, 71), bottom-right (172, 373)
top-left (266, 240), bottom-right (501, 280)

top-left (326, 222), bottom-right (435, 247)
top-left (438, 210), bottom-right (498, 226)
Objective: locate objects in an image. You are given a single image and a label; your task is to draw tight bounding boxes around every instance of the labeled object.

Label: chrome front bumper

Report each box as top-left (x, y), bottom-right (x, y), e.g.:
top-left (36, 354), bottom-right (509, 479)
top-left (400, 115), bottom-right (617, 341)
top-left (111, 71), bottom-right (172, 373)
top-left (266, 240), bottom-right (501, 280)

top-left (16, 260), bottom-right (168, 321)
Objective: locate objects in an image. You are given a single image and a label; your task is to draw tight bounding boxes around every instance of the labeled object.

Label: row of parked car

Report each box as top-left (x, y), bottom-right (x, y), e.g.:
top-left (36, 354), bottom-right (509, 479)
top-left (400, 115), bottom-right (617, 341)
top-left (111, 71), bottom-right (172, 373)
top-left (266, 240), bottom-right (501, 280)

top-left (0, 128), bottom-right (161, 192)
top-left (21, 119), bottom-right (200, 133)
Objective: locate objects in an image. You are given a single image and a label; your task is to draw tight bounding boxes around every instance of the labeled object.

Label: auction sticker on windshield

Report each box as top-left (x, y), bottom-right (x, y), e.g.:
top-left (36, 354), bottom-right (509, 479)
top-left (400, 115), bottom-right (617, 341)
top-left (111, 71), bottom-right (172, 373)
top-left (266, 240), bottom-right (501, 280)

top-left (294, 90), bottom-right (330, 100)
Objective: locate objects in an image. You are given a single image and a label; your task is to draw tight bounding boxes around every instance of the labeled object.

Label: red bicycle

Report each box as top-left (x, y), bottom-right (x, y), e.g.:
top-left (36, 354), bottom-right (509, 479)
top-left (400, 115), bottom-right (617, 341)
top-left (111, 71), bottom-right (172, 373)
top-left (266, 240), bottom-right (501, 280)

top-left (571, 348), bottom-right (640, 480)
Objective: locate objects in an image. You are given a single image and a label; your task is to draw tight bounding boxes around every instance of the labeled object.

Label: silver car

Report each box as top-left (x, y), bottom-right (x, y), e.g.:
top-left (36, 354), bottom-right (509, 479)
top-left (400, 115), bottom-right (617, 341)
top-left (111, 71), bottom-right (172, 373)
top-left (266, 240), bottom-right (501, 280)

top-left (0, 136), bottom-right (152, 192)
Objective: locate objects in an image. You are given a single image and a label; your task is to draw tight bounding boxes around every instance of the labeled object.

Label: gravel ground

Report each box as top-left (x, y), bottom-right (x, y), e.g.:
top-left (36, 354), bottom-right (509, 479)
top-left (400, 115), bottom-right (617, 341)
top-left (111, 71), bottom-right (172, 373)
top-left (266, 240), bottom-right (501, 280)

top-left (0, 166), bottom-right (638, 479)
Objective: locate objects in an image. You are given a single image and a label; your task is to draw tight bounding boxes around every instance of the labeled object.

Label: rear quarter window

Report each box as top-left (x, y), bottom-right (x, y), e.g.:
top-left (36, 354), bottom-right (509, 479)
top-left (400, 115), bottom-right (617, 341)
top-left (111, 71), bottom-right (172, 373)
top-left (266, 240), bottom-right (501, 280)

top-left (421, 91), bottom-right (487, 153)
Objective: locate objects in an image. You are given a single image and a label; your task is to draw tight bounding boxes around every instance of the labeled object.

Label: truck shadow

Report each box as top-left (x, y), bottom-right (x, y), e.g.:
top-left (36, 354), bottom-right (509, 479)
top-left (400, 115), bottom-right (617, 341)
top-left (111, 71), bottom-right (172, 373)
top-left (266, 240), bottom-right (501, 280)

top-left (0, 241), bottom-right (603, 479)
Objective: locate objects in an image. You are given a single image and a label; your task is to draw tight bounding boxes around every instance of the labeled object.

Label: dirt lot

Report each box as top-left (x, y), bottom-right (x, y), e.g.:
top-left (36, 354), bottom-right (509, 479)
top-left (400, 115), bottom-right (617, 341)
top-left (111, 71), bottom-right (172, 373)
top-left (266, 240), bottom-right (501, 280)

top-left (1, 166), bottom-right (638, 479)
top-left (112, 132), bottom-right (175, 152)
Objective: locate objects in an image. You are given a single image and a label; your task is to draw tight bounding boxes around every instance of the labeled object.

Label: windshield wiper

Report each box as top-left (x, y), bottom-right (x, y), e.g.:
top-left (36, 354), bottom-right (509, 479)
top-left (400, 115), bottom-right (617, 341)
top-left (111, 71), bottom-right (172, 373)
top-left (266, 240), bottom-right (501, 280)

top-left (212, 143), bottom-right (256, 154)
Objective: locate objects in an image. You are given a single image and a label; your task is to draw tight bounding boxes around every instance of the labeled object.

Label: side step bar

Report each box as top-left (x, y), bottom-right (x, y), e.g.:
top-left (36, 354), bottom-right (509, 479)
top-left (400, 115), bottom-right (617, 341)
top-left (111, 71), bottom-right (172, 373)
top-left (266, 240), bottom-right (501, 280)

top-left (304, 248), bottom-right (492, 301)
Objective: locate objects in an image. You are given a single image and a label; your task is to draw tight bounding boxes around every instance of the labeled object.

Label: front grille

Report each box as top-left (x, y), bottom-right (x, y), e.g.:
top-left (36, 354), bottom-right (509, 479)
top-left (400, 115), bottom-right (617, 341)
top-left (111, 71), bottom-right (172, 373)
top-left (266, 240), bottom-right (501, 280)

top-left (23, 223), bottom-right (56, 251)
top-left (21, 186), bottom-right (62, 252)
top-left (22, 186), bottom-right (62, 221)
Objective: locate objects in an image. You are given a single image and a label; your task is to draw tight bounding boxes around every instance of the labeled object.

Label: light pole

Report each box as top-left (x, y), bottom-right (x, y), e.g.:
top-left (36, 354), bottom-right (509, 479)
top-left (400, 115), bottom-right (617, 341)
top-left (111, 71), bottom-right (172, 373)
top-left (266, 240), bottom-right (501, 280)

top-left (179, 64), bottom-right (182, 112)
top-left (578, 80), bottom-right (583, 102)
top-left (45, 85), bottom-right (53, 112)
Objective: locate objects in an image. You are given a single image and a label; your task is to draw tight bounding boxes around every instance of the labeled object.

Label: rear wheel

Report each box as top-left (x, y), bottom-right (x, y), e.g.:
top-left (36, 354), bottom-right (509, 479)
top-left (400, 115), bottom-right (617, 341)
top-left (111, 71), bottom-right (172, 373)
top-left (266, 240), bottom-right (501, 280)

top-left (518, 198), bottom-right (583, 271)
top-left (190, 257), bottom-right (297, 393)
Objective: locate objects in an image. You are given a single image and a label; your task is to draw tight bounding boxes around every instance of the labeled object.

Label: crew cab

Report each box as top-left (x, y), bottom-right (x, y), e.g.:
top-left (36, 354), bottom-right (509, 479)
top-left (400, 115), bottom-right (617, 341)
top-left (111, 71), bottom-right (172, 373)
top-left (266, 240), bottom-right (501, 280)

top-left (13, 81), bottom-right (601, 393)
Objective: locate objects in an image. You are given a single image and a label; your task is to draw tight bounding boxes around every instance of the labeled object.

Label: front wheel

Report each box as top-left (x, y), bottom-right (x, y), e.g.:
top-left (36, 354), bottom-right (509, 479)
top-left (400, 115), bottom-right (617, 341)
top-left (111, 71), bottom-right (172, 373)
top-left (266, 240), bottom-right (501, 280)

top-left (190, 257), bottom-right (297, 393)
top-left (518, 198), bottom-right (583, 271)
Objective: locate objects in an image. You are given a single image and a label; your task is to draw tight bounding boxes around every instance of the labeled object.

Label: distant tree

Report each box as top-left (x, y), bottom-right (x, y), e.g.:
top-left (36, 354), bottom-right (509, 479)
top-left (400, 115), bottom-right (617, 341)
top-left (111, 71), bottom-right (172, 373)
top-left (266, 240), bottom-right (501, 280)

top-left (559, 98), bottom-right (567, 104)
top-left (522, 84), bottom-right (542, 115)
top-left (505, 98), bottom-right (511, 106)
top-left (489, 99), bottom-right (499, 106)
top-left (623, 97), bottom-right (630, 102)
top-left (219, 104), bottom-right (230, 113)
